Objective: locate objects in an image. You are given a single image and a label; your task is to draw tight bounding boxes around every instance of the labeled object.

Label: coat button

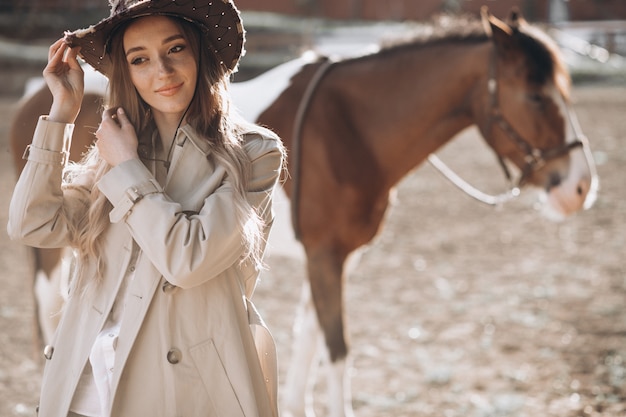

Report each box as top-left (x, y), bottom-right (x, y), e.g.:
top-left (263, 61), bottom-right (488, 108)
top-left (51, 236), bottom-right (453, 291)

top-left (162, 281), bottom-right (178, 294)
top-left (167, 348), bottom-right (182, 364)
top-left (43, 345), bottom-right (54, 360)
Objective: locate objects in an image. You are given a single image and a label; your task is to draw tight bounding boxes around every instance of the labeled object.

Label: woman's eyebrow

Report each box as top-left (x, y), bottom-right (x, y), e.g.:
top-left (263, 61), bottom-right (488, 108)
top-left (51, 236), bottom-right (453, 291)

top-left (162, 34), bottom-right (185, 44)
top-left (125, 34), bottom-right (185, 57)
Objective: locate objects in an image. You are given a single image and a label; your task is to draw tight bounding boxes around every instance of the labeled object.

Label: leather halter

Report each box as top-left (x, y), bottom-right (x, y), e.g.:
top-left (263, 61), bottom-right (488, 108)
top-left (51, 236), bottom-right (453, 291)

top-left (484, 46), bottom-right (583, 187)
top-left (429, 45), bottom-right (586, 206)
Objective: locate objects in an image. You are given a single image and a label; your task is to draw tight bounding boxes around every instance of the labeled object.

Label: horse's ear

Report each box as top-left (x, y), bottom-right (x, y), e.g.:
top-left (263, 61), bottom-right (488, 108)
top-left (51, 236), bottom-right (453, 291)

top-left (482, 7), bottom-right (515, 55)
top-left (480, 6), bottom-right (493, 36)
top-left (506, 7), bottom-right (527, 30)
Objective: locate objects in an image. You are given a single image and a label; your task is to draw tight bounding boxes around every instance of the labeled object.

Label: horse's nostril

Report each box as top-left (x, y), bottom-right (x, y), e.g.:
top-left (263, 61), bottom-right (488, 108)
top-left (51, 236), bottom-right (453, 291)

top-left (577, 178), bottom-right (591, 196)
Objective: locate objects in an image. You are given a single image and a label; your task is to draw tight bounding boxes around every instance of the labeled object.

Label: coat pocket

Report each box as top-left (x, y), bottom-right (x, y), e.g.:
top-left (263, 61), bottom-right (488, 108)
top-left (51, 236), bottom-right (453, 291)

top-left (189, 339), bottom-right (246, 417)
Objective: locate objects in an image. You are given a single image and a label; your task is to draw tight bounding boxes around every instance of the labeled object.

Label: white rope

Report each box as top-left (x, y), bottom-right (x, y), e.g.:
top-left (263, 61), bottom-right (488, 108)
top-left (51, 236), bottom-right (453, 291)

top-left (427, 154), bottom-right (520, 207)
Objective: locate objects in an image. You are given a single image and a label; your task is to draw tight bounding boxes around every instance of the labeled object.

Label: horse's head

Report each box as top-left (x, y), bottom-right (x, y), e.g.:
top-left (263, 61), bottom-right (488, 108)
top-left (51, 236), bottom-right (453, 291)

top-left (476, 8), bottom-right (598, 218)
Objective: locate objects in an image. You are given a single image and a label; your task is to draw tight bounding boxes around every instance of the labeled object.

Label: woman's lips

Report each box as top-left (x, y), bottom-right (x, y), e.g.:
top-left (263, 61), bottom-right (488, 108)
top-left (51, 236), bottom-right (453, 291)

top-left (156, 82), bottom-right (183, 96)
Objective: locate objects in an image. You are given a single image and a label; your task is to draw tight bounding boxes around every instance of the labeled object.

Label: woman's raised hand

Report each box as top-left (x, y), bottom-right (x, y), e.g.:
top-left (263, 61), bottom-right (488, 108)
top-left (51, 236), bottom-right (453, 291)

top-left (96, 107), bottom-right (140, 167)
top-left (43, 38), bottom-right (84, 124)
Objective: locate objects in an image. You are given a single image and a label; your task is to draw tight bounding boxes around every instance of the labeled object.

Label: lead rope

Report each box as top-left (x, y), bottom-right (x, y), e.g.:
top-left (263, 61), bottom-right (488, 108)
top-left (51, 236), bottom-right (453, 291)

top-left (427, 154), bottom-right (520, 206)
top-left (426, 45), bottom-right (520, 207)
top-left (290, 58), bottom-right (335, 240)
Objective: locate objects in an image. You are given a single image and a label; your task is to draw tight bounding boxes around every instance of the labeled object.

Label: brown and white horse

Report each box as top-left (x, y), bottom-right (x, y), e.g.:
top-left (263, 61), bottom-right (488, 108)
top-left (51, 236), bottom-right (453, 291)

top-left (9, 9), bottom-right (597, 417)
top-left (234, 11), bottom-right (597, 416)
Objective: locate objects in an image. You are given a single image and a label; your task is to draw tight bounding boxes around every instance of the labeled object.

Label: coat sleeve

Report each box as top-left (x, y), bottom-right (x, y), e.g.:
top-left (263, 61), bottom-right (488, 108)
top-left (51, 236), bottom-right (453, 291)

top-left (97, 132), bottom-right (284, 289)
top-left (7, 116), bottom-right (91, 248)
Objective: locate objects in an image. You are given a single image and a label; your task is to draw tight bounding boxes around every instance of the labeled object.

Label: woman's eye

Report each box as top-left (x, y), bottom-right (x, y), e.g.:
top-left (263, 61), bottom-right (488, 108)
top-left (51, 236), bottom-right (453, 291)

top-left (169, 45), bottom-right (185, 54)
top-left (130, 57), bottom-right (146, 65)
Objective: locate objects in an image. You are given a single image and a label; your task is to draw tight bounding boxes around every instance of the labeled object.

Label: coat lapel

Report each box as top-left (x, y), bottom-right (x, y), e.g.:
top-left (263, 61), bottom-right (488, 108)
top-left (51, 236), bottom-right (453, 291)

top-left (164, 126), bottom-right (226, 212)
top-left (108, 253), bottom-right (162, 400)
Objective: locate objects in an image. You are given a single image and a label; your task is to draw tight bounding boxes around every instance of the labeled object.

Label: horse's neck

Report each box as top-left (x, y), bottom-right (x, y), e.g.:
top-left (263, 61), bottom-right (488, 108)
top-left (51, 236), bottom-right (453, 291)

top-left (340, 40), bottom-right (491, 187)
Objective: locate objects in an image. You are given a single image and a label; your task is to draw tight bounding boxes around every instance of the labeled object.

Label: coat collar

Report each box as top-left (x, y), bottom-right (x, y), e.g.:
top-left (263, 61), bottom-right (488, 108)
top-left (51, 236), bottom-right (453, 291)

top-left (177, 124), bottom-right (213, 156)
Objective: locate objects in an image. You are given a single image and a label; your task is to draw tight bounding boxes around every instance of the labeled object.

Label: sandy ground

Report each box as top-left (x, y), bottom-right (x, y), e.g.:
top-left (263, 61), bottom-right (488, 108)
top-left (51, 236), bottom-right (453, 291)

top-left (0, 83), bottom-right (624, 417)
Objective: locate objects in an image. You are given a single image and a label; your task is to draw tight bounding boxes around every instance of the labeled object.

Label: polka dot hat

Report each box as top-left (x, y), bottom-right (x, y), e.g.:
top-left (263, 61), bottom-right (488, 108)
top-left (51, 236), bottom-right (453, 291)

top-left (64, 0), bottom-right (245, 76)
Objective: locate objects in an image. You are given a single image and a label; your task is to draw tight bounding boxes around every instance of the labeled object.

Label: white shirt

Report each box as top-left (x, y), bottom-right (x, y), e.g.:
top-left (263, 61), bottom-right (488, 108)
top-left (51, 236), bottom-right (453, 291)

top-left (69, 245), bottom-right (139, 416)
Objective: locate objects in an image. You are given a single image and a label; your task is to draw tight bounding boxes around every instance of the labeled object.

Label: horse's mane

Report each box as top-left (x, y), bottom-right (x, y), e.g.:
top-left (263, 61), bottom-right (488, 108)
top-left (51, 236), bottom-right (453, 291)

top-left (515, 22), bottom-right (571, 96)
top-left (379, 13), bottom-right (488, 49)
top-left (341, 13), bottom-right (569, 94)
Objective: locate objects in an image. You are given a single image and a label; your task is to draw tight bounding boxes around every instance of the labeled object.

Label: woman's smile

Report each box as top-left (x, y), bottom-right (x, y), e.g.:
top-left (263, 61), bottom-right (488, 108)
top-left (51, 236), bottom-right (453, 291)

top-left (156, 82), bottom-right (184, 96)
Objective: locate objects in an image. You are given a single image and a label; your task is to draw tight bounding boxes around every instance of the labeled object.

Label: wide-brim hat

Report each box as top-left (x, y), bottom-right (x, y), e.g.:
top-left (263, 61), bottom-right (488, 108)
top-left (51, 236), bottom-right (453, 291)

top-left (64, 0), bottom-right (245, 76)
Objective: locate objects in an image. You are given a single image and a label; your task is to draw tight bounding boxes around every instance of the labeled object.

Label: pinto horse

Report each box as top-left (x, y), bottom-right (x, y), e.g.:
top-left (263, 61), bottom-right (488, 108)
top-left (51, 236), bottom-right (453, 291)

top-left (10, 9), bottom-right (597, 417)
top-left (249, 11), bottom-right (597, 417)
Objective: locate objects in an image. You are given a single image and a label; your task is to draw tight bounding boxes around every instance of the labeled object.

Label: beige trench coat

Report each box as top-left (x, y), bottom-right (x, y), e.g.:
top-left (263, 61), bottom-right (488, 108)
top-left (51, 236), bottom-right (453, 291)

top-left (8, 117), bottom-right (282, 417)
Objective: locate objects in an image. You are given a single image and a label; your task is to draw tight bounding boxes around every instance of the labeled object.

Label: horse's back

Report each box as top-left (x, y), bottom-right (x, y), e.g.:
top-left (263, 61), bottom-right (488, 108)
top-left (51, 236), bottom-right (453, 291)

top-left (231, 52), bottom-right (318, 123)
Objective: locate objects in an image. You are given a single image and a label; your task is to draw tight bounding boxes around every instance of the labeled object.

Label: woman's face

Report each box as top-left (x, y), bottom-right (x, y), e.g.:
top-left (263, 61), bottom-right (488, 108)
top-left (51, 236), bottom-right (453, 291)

top-left (123, 16), bottom-right (198, 123)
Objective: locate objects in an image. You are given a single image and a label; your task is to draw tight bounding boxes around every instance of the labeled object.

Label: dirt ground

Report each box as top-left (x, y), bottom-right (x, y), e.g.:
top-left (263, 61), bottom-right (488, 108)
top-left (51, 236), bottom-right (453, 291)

top-left (0, 81), bottom-right (624, 417)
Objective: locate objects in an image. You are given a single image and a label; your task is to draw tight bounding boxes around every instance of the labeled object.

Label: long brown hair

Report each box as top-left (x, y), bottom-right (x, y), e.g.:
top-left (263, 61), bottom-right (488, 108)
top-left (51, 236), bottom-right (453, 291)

top-left (64, 16), bottom-right (270, 290)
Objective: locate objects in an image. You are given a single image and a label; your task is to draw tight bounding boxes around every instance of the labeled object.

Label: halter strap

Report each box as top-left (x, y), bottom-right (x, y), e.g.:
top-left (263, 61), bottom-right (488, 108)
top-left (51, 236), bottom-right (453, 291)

top-left (429, 43), bottom-right (586, 206)
top-left (290, 58), bottom-right (336, 240)
top-left (485, 45), bottom-right (583, 186)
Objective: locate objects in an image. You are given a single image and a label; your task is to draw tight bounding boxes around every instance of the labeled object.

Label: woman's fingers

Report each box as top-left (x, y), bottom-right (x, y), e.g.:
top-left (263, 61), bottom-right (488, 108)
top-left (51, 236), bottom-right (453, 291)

top-left (96, 107), bottom-right (140, 166)
top-left (47, 38), bottom-right (65, 62)
top-left (44, 38), bottom-right (84, 123)
top-left (46, 39), bottom-right (78, 72)
top-left (63, 44), bottom-right (82, 69)
top-left (115, 107), bottom-right (131, 127)
top-left (45, 43), bottom-right (65, 74)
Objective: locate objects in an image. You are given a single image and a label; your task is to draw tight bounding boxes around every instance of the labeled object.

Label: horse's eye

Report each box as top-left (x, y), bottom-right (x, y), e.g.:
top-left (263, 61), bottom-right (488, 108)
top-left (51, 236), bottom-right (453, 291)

top-left (528, 93), bottom-right (544, 106)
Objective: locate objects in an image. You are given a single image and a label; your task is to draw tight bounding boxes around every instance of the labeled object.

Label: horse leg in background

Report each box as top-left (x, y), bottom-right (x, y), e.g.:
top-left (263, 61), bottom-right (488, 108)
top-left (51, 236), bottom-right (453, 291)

top-left (308, 248), bottom-right (355, 417)
top-left (281, 212), bottom-right (371, 417)
top-left (32, 247), bottom-right (67, 347)
top-left (283, 273), bottom-right (354, 417)
top-left (283, 283), bottom-right (322, 417)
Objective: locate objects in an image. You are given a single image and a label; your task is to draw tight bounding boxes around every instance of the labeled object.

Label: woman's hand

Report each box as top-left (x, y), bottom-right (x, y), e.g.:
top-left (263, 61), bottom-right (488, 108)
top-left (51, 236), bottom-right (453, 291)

top-left (96, 107), bottom-right (140, 167)
top-left (43, 38), bottom-right (84, 124)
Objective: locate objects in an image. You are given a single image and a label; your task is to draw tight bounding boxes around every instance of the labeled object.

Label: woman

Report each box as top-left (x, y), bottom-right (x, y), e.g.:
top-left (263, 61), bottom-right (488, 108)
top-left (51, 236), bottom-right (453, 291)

top-left (7, 1), bottom-right (284, 416)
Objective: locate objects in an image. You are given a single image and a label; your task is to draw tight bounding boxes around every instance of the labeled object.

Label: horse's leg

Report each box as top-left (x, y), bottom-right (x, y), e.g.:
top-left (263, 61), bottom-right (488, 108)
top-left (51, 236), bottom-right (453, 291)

top-left (33, 262), bottom-right (63, 345)
top-left (307, 248), bottom-right (355, 417)
top-left (283, 282), bottom-right (322, 417)
top-left (31, 247), bottom-right (75, 358)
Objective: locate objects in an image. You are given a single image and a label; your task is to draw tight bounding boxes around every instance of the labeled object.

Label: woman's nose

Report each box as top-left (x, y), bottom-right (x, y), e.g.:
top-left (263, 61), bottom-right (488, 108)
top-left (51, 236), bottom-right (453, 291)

top-left (157, 57), bottom-right (174, 74)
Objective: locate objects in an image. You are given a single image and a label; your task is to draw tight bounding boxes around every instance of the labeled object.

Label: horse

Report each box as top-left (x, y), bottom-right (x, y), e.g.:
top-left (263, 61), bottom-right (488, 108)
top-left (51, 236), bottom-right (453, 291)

top-left (9, 8), bottom-right (598, 417)
top-left (239, 10), bottom-right (598, 417)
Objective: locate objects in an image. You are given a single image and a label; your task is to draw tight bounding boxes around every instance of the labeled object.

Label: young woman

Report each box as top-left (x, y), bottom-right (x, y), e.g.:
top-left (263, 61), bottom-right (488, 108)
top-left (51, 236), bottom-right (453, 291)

top-left (8, 1), bottom-right (284, 416)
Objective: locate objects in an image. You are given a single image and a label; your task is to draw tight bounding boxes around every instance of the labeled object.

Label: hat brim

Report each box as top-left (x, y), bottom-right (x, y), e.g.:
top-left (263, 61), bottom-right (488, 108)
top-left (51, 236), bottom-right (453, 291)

top-left (64, 0), bottom-right (245, 76)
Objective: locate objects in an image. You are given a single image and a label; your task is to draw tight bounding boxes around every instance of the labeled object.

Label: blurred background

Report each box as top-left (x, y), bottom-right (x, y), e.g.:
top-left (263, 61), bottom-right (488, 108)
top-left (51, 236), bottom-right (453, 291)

top-left (0, 0), bottom-right (624, 95)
